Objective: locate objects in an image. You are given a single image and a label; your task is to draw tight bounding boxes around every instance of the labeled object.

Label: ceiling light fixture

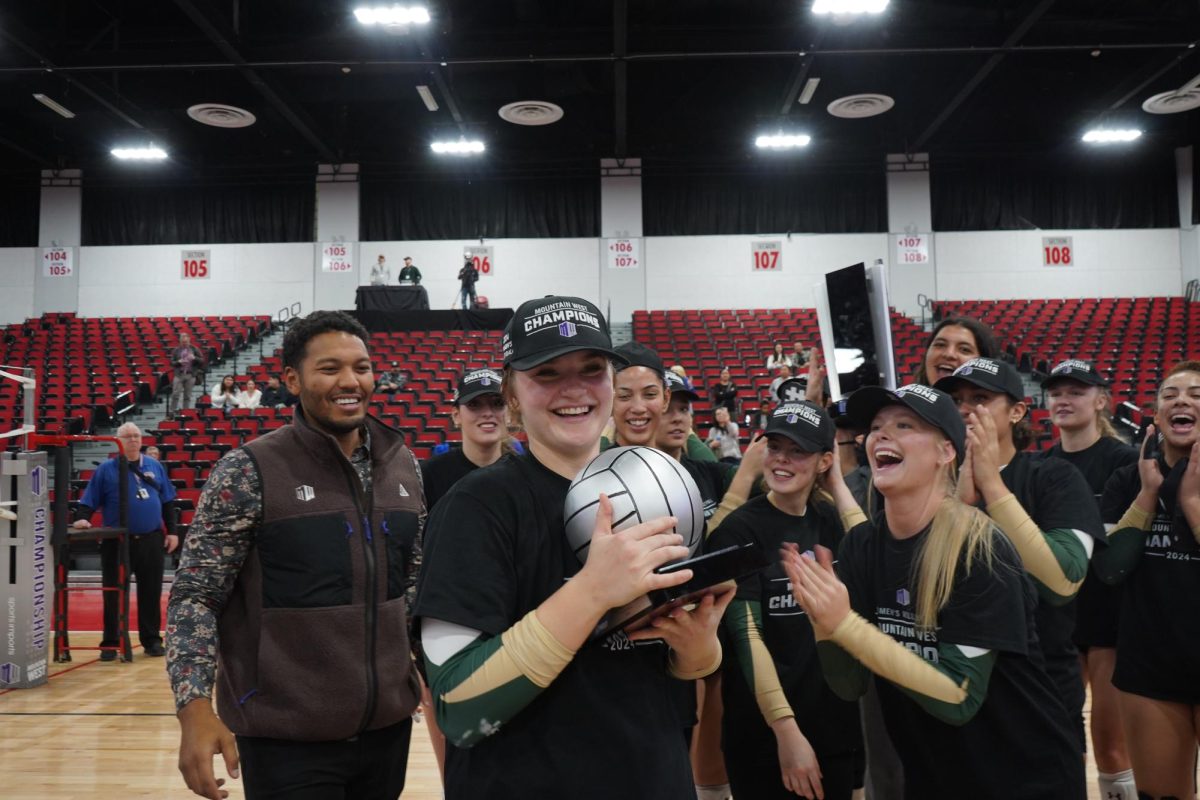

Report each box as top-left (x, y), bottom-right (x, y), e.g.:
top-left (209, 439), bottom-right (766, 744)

top-left (812, 0), bottom-right (889, 15)
top-left (798, 78), bottom-right (821, 105)
top-left (416, 85), bottom-right (439, 111)
top-left (1081, 129), bottom-right (1142, 144)
top-left (431, 139), bottom-right (485, 155)
top-left (32, 93), bottom-right (76, 119)
top-left (111, 146), bottom-right (168, 160)
top-left (353, 5), bottom-right (430, 25)
top-left (755, 134), bottom-right (811, 149)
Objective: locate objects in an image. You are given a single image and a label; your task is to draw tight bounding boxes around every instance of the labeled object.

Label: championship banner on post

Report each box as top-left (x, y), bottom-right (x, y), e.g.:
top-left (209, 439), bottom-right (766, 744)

top-left (0, 451), bottom-right (51, 689)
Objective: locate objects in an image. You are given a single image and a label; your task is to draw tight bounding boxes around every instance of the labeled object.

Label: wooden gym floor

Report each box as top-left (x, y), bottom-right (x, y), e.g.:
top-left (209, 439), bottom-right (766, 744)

top-left (0, 631), bottom-right (1160, 799)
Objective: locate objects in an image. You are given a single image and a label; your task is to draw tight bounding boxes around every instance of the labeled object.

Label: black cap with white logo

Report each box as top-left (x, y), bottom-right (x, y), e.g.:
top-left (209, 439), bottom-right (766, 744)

top-left (933, 357), bottom-right (1025, 402)
top-left (1041, 359), bottom-right (1109, 389)
top-left (664, 370), bottom-right (702, 402)
top-left (846, 383), bottom-right (966, 463)
top-left (614, 341), bottom-right (665, 375)
top-left (453, 368), bottom-right (503, 405)
top-left (764, 401), bottom-right (835, 453)
top-left (502, 296), bottom-right (624, 370)
top-left (776, 376), bottom-right (809, 403)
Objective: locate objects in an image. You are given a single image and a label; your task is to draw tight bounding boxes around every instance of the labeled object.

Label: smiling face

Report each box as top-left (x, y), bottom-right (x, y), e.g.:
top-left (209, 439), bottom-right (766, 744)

top-left (1046, 380), bottom-right (1106, 434)
top-left (720, 368), bottom-right (731, 384)
top-left (947, 384), bottom-right (1023, 444)
top-left (284, 330), bottom-right (374, 440)
top-left (655, 394), bottom-right (694, 454)
top-left (1155, 369), bottom-right (1200, 455)
top-left (925, 325), bottom-right (982, 383)
top-left (510, 350), bottom-right (612, 461)
top-left (762, 434), bottom-right (830, 496)
top-left (866, 405), bottom-right (956, 497)
top-left (612, 366), bottom-right (668, 446)
top-left (453, 394), bottom-right (506, 447)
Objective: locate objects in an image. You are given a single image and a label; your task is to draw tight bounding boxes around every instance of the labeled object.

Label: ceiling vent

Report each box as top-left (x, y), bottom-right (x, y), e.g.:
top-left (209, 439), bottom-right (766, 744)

top-left (498, 100), bottom-right (564, 126)
top-left (826, 93), bottom-right (894, 119)
top-left (1142, 74), bottom-right (1200, 114)
top-left (187, 103), bottom-right (257, 128)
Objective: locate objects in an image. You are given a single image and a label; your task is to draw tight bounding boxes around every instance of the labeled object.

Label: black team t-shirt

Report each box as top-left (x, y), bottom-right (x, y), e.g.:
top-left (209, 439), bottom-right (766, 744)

top-left (1101, 459), bottom-right (1200, 704)
top-left (837, 520), bottom-right (1085, 800)
top-left (996, 452), bottom-right (1102, 710)
top-left (680, 455), bottom-right (729, 523)
top-left (1043, 437), bottom-right (1137, 649)
top-left (709, 495), bottom-right (861, 758)
top-left (421, 447), bottom-right (480, 511)
top-left (413, 452), bottom-right (694, 800)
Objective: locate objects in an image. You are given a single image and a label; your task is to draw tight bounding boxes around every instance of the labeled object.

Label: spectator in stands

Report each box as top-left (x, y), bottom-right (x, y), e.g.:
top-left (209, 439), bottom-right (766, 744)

top-left (398, 256), bottom-right (422, 285)
top-left (914, 316), bottom-right (999, 385)
top-left (168, 331), bottom-right (207, 419)
top-left (145, 445), bottom-right (162, 462)
top-left (788, 342), bottom-right (810, 371)
top-left (766, 342), bottom-right (789, 372)
top-left (706, 406), bottom-right (742, 464)
top-left (669, 364), bottom-right (688, 379)
top-left (168, 310), bottom-right (424, 800)
top-left (377, 362), bottom-right (406, 394)
top-left (456, 259), bottom-right (479, 309)
top-left (259, 375), bottom-right (295, 409)
top-left (73, 422), bottom-right (178, 661)
top-left (210, 375), bottom-right (239, 411)
top-left (236, 379), bottom-right (262, 410)
top-left (710, 367), bottom-right (739, 416)
top-left (767, 363), bottom-right (794, 402)
top-left (370, 254), bottom-right (390, 286)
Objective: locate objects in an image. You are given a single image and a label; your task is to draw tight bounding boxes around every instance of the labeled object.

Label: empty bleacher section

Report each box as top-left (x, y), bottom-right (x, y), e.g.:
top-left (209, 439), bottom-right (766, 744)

top-left (0, 312), bottom-right (271, 436)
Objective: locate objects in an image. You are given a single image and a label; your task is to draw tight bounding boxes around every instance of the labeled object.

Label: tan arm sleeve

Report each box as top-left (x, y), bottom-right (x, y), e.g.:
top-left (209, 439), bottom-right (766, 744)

top-left (1115, 502), bottom-right (1152, 534)
top-left (986, 492), bottom-right (1085, 598)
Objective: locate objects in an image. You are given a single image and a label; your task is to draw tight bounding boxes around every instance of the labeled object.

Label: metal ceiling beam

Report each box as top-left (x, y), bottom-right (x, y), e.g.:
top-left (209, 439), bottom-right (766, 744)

top-left (0, 40), bottom-right (1193, 75)
top-left (912, 0), bottom-right (1056, 150)
top-left (171, 0), bottom-right (337, 162)
top-left (0, 20), bottom-right (147, 129)
top-left (1105, 48), bottom-right (1199, 111)
top-left (614, 0), bottom-right (628, 157)
top-left (0, 133), bottom-right (52, 167)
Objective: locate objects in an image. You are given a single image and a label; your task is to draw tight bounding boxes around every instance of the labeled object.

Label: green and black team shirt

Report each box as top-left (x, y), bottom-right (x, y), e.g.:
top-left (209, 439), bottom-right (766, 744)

top-left (421, 447), bottom-right (479, 511)
top-left (709, 496), bottom-right (862, 758)
top-left (681, 455), bottom-right (732, 523)
top-left (413, 452), bottom-right (695, 800)
top-left (996, 453), bottom-right (1103, 696)
top-left (1098, 458), bottom-right (1200, 704)
top-left (837, 521), bottom-right (1085, 800)
top-left (1043, 437), bottom-right (1137, 650)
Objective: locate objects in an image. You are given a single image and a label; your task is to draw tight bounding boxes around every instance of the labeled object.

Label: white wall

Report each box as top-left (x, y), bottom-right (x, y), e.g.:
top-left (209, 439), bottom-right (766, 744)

top-left (0, 249), bottom-right (35, 324)
top-left (934, 229), bottom-right (1182, 299)
top-left (358, 238), bottom-right (600, 311)
top-left (644, 233), bottom-right (889, 310)
top-left (77, 243), bottom-right (314, 318)
top-left (0, 227), bottom-right (1187, 323)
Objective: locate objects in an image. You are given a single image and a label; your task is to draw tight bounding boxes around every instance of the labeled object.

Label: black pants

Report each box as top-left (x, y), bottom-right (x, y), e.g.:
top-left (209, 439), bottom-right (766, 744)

top-left (237, 718), bottom-right (413, 800)
top-left (100, 532), bottom-right (164, 648)
top-left (726, 743), bottom-right (859, 800)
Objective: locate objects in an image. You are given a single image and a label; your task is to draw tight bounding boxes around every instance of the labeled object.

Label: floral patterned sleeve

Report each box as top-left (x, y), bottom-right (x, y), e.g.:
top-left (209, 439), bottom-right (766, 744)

top-left (165, 448), bottom-right (262, 712)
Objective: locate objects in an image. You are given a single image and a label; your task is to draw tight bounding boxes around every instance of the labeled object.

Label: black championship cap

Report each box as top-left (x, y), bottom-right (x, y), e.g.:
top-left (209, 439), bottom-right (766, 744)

top-left (502, 296), bottom-right (624, 370)
top-left (764, 401), bottom-right (835, 453)
top-left (933, 357), bottom-right (1024, 402)
top-left (453, 368), bottom-right (503, 405)
top-left (776, 376), bottom-right (809, 403)
top-left (1041, 358), bottom-right (1109, 389)
top-left (664, 370), bottom-right (702, 402)
top-left (846, 384), bottom-right (966, 463)
top-left (827, 397), bottom-right (861, 430)
top-left (614, 341), bottom-right (665, 374)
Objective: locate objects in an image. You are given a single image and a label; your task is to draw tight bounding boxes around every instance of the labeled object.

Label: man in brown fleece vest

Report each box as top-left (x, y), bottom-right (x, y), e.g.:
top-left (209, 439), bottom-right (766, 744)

top-left (168, 311), bottom-right (424, 800)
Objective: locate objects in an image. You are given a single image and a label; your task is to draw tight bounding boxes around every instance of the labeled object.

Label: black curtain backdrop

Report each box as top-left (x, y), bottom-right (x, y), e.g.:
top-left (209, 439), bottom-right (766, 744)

top-left (361, 176), bottom-right (599, 240)
top-left (1192, 147), bottom-right (1199, 226)
top-left (82, 181), bottom-right (315, 245)
top-left (932, 152), bottom-right (1178, 231)
top-left (642, 170), bottom-right (888, 236)
top-left (0, 182), bottom-right (40, 247)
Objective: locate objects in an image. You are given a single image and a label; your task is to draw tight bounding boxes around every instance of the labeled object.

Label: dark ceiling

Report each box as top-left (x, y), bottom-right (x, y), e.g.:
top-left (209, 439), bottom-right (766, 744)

top-left (1, 0), bottom-right (1198, 182)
